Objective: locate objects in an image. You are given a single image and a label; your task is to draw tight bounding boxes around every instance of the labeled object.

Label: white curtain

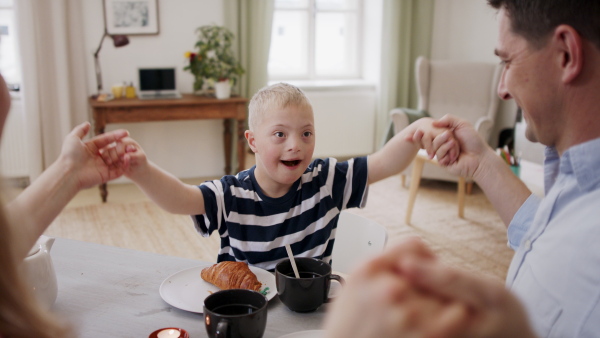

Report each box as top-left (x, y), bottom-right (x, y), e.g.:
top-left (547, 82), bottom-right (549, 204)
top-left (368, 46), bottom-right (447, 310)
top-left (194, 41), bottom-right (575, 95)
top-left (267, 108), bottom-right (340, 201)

top-left (224, 0), bottom-right (275, 99)
top-left (377, 0), bottom-right (434, 147)
top-left (14, 0), bottom-right (88, 179)
top-left (223, 0), bottom-right (275, 169)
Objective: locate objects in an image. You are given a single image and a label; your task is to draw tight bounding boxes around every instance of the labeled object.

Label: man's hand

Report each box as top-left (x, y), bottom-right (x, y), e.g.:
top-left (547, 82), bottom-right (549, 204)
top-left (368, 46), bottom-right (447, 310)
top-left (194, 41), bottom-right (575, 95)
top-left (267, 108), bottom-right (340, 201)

top-left (409, 117), bottom-right (460, 165)
top-left (324, 237), bottom-right (470, 338)
top-left (399, 249), bottom-right (537, 338)
top-left (325, 237), bottom-right (537, 338)
top-left (429, 114), bottom-right (493, 179)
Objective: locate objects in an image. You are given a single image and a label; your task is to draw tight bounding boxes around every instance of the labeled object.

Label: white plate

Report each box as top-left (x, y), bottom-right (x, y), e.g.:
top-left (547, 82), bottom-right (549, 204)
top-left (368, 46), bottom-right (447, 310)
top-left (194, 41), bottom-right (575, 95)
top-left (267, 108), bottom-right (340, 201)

top-left (279, 330), bottom-right (326, 338)
top-left (159, 264), bottom-right (276, 313)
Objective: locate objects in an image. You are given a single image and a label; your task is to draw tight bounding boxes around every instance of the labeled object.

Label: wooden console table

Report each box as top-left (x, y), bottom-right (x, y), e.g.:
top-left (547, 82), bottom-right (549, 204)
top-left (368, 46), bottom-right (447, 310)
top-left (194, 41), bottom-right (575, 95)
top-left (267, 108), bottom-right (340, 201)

top-left (89, 94), bottom-right (248, 202)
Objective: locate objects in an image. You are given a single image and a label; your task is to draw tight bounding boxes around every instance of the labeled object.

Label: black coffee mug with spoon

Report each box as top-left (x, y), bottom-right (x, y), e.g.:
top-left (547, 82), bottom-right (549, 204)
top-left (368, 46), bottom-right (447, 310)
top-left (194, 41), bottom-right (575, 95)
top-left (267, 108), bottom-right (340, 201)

top-left (275, 257), bottom-right (344, 312)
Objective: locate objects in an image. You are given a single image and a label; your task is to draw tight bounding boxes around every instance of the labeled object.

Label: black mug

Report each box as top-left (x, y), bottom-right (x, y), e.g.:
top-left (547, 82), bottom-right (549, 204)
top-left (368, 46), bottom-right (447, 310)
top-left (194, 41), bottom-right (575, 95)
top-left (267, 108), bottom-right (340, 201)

top-left (275, 257), bottom-right (344, 312)
top-left (204, 289), bottom-right (268, 338)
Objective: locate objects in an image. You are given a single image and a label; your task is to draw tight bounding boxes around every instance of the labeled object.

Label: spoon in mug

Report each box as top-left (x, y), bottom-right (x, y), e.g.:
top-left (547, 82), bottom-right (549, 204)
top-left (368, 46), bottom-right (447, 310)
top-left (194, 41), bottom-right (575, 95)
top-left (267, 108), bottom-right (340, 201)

top-left (284, 244), bottom-right (300, 278)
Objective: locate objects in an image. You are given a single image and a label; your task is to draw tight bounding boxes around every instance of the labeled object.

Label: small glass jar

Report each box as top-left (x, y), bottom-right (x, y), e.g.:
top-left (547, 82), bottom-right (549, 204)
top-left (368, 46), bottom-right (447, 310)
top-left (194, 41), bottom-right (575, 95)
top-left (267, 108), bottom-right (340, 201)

top-left (125, 83), bottom-right (136, 99)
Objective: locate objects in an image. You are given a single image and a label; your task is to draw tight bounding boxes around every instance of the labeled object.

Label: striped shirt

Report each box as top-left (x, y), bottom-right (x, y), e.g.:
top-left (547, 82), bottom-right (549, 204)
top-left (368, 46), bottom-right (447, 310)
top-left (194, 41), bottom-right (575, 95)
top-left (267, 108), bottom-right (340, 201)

top-left (193, 157), bottom-right (369, 271)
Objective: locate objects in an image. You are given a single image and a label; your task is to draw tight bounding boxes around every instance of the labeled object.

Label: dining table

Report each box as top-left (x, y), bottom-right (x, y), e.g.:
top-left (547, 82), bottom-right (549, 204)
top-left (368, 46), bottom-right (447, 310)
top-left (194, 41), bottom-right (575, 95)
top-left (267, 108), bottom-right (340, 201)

top-left (50, 238), bottom-right (329, 338)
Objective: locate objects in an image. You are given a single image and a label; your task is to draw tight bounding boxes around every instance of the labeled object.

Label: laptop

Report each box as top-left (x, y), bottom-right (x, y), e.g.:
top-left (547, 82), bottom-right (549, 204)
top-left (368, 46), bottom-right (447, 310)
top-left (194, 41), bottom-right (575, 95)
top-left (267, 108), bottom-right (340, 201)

top-left (138, 68), bottom-right (182, 100)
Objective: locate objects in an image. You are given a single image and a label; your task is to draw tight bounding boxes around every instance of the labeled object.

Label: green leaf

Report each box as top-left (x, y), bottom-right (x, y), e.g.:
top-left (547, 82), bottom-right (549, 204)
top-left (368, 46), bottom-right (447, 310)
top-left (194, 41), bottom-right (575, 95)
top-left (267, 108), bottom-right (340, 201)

top-left (184, 25), bottom-right (246, 85)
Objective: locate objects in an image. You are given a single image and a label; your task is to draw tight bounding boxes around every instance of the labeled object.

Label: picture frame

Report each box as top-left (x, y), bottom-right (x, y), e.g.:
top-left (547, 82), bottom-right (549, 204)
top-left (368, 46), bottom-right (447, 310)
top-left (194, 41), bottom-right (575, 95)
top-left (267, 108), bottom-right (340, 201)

top-left (103, 0), bottom-right (159, 35)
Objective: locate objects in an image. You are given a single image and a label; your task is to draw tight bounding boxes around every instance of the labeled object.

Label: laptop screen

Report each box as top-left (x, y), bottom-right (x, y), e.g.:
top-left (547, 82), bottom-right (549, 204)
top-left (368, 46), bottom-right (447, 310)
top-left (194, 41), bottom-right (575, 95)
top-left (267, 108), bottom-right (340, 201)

top-left (139, 68), bottom-right (176, 91)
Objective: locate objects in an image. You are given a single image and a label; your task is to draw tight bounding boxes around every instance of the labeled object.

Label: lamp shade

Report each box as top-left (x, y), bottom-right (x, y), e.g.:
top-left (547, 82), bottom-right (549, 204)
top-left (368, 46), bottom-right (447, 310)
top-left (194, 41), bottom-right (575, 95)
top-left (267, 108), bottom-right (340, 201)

top-left (93, 32), bottom-right (130, 96)
top-left (111, 35), bottom-right (129, 47)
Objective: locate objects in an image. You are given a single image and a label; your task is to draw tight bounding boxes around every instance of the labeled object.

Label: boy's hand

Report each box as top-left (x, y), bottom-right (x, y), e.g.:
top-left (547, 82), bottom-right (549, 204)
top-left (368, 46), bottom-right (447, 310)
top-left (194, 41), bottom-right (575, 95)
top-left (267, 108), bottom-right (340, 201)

top-left (408, 118), bottom-right (460, 165)
top-left (99, 137), bottom-right (148, 179)
top-left (99, 137), bottom-right (205, 215)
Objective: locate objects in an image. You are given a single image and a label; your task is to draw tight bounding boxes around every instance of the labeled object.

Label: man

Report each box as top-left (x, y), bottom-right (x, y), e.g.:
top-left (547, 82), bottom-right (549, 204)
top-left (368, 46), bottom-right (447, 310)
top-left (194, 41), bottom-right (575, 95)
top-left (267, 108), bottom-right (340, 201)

top-left (324, 0), bottom-right (600, 337)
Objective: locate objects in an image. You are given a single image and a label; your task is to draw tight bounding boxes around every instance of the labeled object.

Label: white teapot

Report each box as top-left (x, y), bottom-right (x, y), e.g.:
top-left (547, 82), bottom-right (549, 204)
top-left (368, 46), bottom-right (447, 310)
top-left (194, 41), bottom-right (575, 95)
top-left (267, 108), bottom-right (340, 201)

top-left (22, 235), bottom-right (58, 309)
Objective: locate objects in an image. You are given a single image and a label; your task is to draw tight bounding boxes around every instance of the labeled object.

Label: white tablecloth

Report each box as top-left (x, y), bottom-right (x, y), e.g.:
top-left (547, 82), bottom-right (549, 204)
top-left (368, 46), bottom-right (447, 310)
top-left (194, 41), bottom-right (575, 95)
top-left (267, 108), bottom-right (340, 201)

top-left (50, 238), bottom-right (327, 337)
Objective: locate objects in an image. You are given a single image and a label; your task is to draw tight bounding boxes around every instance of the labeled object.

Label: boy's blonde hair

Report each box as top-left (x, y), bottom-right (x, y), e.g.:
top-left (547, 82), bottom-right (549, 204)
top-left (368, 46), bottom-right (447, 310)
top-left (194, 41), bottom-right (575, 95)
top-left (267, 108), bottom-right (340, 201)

top-left (248, 83), bottom-right (313, 131)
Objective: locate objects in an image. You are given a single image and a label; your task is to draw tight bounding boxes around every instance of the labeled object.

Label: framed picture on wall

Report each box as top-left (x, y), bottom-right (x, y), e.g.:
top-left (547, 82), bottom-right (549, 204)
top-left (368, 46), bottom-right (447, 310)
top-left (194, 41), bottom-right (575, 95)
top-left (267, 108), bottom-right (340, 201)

top-left (103, 0), bottom-right (159, 35)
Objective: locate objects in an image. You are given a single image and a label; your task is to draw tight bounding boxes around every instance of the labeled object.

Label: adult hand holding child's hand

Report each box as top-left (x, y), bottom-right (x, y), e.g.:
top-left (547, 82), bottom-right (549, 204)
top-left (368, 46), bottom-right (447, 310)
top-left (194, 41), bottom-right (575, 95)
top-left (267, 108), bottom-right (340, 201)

top-left (408, 117), bottom-right (460, 166)
top-left (431, 114), bottom-right (495, 179)
top-left (59, 122), bottom-right (129, 189)
top-left (98, 136), bottom-right (146, 179)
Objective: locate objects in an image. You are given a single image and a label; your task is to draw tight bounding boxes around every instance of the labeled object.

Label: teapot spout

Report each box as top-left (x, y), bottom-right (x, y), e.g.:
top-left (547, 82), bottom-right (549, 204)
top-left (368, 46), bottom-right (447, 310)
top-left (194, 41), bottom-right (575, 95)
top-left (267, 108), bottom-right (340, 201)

top-left (23, 235), bottom-right (58, 309)
top-left (39, 235), bottom-right (56, 252)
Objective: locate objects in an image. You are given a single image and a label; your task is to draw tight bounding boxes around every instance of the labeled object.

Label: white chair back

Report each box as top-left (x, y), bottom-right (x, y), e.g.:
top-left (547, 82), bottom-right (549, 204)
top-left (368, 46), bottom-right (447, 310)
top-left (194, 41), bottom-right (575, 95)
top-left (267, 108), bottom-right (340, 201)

top-left (331, 211), bottom-right (388, 274)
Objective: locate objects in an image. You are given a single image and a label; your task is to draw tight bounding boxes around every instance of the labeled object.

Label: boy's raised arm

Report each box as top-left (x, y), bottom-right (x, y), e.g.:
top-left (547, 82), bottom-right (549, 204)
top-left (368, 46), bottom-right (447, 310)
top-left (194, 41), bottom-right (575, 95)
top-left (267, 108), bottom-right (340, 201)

top-left (367, 118), bottom-right (458, 184)
top-left (103, 137), bottom-right (206, 215)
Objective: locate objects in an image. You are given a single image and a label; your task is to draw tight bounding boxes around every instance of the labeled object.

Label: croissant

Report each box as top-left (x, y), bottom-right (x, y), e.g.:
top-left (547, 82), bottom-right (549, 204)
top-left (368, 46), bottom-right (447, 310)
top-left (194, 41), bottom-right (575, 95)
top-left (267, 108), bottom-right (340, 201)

top-left (201, 261), bottom-right (262, 291)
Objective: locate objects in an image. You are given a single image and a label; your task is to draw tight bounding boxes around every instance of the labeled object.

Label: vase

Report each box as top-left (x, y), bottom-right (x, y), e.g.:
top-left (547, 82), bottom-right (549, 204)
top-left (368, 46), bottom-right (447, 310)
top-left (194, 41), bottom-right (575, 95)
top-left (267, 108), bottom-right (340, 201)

top-left (214, 80), bottom-right (232, 99)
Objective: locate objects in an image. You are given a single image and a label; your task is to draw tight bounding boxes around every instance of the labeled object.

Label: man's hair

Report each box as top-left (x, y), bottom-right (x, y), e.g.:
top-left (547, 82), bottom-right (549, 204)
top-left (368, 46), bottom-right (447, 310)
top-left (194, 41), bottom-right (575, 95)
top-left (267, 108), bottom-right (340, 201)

top-left (248, 83), bottom-right (312, 131)
top-left (488, 0), bottom-right (600, 49)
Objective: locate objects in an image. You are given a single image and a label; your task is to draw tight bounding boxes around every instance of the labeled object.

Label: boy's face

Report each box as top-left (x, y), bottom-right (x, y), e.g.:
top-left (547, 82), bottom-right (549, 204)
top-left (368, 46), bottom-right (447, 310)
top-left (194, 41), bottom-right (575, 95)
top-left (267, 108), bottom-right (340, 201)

top-left (246, 104), bottom-right (315, 196)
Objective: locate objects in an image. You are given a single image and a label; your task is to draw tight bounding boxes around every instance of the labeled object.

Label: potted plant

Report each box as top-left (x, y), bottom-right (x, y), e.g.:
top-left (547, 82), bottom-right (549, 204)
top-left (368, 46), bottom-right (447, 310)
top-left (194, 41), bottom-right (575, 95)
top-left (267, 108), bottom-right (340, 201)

top-left (184, 25), bottom-right (245, 98)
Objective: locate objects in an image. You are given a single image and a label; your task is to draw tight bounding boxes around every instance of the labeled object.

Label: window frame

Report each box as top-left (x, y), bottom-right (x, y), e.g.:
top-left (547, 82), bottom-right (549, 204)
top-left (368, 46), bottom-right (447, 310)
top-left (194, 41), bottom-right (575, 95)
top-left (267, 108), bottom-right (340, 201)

top-left (0, 0), bottom-right (21, 90)
top-left (269, 0), bottom-right (364, 82)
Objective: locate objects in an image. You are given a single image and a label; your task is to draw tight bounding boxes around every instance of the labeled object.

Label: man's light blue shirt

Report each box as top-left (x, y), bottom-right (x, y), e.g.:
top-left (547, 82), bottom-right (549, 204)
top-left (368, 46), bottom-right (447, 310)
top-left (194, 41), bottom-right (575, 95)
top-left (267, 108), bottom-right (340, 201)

top-left (506, 137), bottom-right (600, 337)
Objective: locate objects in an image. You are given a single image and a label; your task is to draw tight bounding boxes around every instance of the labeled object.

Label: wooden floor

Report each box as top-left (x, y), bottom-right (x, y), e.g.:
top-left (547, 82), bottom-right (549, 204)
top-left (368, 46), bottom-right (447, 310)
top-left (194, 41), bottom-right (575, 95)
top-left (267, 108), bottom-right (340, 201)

top-left (66, 177), bottom-right (206, 208)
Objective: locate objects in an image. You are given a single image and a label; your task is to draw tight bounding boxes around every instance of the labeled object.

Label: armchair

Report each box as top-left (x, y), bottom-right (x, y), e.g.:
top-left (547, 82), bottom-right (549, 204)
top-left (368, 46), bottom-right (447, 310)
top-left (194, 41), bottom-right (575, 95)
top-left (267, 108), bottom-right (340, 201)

top-left (391, 56), bottom-right (502, 223)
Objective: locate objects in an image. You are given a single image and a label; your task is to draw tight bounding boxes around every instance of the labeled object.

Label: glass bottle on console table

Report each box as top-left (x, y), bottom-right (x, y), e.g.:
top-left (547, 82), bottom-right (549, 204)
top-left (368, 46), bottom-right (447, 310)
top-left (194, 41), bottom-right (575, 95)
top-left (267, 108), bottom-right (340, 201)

top-left (125, 82), bottom-right (136, 99)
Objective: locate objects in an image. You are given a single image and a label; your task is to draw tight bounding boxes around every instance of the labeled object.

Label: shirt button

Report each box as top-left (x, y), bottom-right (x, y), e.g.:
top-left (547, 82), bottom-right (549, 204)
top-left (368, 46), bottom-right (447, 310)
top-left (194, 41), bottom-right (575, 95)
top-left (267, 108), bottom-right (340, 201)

top-left (524, 239), bottom-right (532, 250)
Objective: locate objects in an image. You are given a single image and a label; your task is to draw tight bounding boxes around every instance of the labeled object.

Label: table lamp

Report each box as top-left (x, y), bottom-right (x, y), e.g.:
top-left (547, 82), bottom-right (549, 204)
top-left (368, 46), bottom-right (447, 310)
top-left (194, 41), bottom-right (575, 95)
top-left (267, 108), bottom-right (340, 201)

top-left (93, 29), bottom-right (129, 97)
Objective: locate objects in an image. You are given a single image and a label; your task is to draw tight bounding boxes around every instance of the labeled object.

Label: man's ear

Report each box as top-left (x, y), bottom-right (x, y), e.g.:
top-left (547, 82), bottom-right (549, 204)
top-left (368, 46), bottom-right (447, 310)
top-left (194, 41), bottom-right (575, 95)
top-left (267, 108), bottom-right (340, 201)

top-left (245, 130), bottom-right (257, 153)
top-left (554, 24), bottom-right (583, 83)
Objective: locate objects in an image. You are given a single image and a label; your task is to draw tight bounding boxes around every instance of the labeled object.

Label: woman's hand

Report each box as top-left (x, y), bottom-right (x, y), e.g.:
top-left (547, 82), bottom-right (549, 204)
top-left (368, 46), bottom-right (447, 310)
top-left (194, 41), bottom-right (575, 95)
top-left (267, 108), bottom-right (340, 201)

top-left (58, 122), bottom-right (129, 190)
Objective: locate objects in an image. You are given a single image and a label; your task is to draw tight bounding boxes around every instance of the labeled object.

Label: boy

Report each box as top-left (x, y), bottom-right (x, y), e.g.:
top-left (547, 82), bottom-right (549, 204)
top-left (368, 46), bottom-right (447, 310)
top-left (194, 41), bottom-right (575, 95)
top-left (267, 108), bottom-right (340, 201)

top-left (110, 83), bottom-right (458, 271)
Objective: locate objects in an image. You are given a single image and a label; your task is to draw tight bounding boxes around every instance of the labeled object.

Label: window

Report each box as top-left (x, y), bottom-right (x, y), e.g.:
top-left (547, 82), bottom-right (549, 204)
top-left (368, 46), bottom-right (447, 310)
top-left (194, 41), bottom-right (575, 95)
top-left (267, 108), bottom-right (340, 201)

top-left (268, 0), bottom-right (362, 81)
top-left (0, 0), bottom-right (20, 90)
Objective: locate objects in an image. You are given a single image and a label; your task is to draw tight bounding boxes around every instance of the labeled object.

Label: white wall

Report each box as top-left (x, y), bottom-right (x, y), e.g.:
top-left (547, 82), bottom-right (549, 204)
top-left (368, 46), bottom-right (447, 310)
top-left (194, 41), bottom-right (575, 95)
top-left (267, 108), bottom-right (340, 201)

top-left (431, 1), bottom-right (499, 63)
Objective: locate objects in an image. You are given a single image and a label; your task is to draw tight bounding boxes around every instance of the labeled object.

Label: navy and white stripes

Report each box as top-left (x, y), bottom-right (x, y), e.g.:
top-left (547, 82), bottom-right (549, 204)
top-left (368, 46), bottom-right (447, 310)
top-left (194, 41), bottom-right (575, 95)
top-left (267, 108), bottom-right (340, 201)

top-left (192, 157), bottom-right (369, 271)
